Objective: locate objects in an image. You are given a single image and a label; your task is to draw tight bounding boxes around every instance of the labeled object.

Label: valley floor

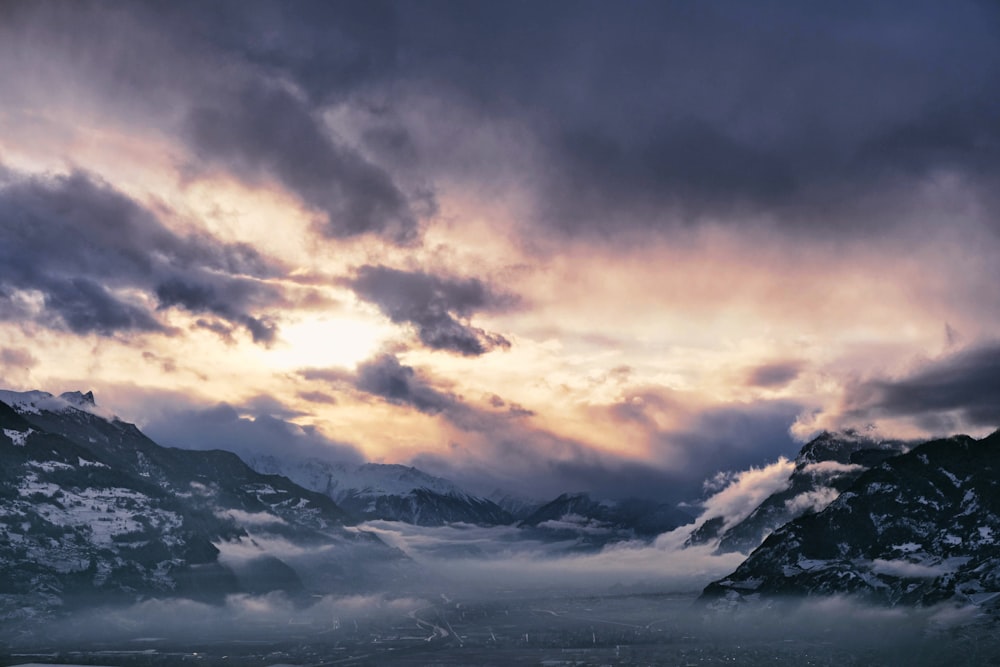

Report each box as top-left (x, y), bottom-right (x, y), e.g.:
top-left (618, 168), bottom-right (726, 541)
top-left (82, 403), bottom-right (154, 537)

top-left (4, 591), bottom-right (1000, 667)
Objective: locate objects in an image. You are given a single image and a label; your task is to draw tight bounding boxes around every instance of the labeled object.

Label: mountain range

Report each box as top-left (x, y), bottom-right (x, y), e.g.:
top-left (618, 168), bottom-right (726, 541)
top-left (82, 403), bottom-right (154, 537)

top-left (0, 387), bottom-right (694, 624)
top-left (5, 386), bottom-right (1000, 625)
top-left (249, 455), bottom-right (515, 526)
top-left (702, 430), bottom-right (1000, 613)
top-left (0, 390), bottom-right (402, 623)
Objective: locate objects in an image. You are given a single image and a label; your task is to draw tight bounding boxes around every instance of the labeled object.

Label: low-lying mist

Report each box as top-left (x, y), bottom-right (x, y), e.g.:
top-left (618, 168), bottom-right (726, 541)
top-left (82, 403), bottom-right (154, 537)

top-left (7, 517), bottom-right (998, 667)
top-left (357, 520), bottom-right (746, 595)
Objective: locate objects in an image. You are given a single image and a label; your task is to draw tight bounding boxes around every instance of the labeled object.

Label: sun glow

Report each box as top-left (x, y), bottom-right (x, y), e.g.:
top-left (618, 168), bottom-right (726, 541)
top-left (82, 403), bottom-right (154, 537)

top-left (261, 316), bottom-right (390, 370)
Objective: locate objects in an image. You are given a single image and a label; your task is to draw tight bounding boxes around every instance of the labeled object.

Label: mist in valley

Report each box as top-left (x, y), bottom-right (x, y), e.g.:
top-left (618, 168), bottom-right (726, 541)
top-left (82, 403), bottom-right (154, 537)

top-left (5, 519), bottom-right (999, 667)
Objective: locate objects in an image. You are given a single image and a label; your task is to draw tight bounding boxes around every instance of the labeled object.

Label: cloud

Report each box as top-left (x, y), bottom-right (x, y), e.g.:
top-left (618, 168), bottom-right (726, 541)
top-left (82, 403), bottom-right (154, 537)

top-left (299, 352), bottom-right (807, 504)
top-left (871, 558), bottom-right (953, 579)
top-left (184, 81), bottom-right (425, 244)
top-left (801, 461), bottom-right (864, 476)
top-left (747, 361), bottom-right (803, 388)
top-left (302, 354), bottom-right (457, 415)
top-left (143, 401), bottom-right (363, 465)
top-left (8, 0), bottom-right (1000, 248)
top-left (845, 342), bottom-right (1000, 431)
top-left (783, 486), bottom-right (841, 516)
top-left (654, 399), bottom-right (803, 485)
top-left (347, 265), bottom-right (515, 356)
top-left (353, 353), bottom-right (456, 414)
top-left (302, 353), bottom-right (693, 501)
top-left (0, 347), bottom-right (36, 370)
top-left (361, 520), bottom-right (745, 594)
top-left (0, 169), bottom-right (286, 342)
top-left (689, 457), bottom-right (795, 531)
top-left (395, 1), bottom-right (1000, 241)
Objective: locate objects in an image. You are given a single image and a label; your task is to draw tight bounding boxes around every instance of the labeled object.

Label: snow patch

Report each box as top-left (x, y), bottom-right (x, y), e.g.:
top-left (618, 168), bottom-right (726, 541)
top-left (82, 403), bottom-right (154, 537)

top-left (940, 469), bottom-right (963, 488)
top-left (78, 456), bottom-right (108, 468)
top-left (29, 460), bottom-right (73, 472)
top-left (3, 427), bottom-right (32, 446)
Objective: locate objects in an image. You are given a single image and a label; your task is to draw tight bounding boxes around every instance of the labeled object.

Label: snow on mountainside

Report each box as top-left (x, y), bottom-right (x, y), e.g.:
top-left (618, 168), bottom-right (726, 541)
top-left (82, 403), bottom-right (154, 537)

top-left (702, 430), bottom-right (1000, 611)
top-left (0, 389), bottom-right (112, 420)
top-left (249, 455), bottom-right (513, 526)
top-left (685, 430), bottom-right (908, 554)
top-left (0, 390), bottom-right (402, 624)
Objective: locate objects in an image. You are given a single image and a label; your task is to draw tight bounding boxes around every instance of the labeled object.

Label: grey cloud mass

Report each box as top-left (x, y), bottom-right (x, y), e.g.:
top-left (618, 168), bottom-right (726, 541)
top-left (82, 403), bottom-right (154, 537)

top-left (184, 81), bottom-right (423, 244)
top-left (143, 402), bottom-right (364, 466)
top-left (154, 0), bottom-right (1000, 240)
top-left (0, 169), bottom-right (285, 342)
top-left (301, 354), bottom-right (457, 416)
top-left (395, 1), bottom-right (1000, 238)
top-left (348, 265), bottom-right (514, 356)
top-left (846, 342), bottom-right (1000, 431)
top-left (747, 361), bottom-right (803, 389)
top-left (353, 353), bottom-right (454, 415)
top-left (8, 1), bottom-right (1000, 243)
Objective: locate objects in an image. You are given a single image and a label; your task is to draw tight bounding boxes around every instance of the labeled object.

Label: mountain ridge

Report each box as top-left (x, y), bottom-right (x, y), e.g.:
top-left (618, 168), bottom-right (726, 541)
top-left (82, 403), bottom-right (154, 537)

top-left (685, 429), bottom-right (909, 554)
top-left (0, 390), bottom-right (403, 623)
top-left (702, 430), bottom-right (1000, 610)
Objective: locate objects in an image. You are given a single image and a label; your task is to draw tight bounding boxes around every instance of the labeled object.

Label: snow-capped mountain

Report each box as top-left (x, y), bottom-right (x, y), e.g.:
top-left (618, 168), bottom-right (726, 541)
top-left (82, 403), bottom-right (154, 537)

top-left (249, 456), bottom-right (514, 526)
top-left (519, 492), bottom-right (692, 548)
top-left (0, 391), bottom-right (401, 623)
top-left (487, 490), bottom-right (543, 521)
top-left (686, 430), bottom-right (908, 554)
top-left (702, 430), bottom-right (1000, 610)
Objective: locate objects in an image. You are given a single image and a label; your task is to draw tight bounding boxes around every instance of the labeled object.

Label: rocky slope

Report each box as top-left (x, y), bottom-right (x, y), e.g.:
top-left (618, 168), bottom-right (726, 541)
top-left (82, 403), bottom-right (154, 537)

top-left (0, 391), bottom-right (401, 622)
top-left (687, 430), bottom-right (908, 554)
top-left (702, 431), bottom-right (1000, 610)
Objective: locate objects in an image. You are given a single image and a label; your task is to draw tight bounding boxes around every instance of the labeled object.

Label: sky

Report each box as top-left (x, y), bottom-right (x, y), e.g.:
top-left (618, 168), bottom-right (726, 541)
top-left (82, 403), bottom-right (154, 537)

top-left (2, 0), bottom-right (1000, 503)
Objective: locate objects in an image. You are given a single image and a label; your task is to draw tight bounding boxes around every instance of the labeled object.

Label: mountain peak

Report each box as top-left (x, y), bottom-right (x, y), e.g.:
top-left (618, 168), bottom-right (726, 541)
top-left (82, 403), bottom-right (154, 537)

top-left (702, 430), bottom-right (1000, 609)
top-left (60, 390), bottom-right (96, 407)
top-left (795, 428), bottom-right (905, 468)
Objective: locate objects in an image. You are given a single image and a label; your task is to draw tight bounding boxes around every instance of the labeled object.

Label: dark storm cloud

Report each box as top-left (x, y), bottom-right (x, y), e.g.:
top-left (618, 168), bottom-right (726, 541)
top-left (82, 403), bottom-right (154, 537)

top-left (846, 342), bottom-right (1000, 430)
top-left (347, 265), bottom-right (515, 356)
top-left (216, 0), bottom-right (1000, 238)
top-left (668, 401), bottom-right (801, 466)
top-left (354, 353), bottom-right (454, 414)
top-left (301, 354), bottom-right (456, 415)
top-left (13, 2), bottom-right (1000, 244)
top-left (184, 81), bottom-right (423, 243)
top-left (143, 401), bottom-right (364, 465)
top-left (388, 0), bottom-right (1000, 237)
top-left (303, 353), bottom-right (535, 429)
top-left (747, 361), bottom-right (803, 389)
top-left (170, 0), bottom-right (399, 105)
top-left (0, 169), bottom-right (285, 341)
